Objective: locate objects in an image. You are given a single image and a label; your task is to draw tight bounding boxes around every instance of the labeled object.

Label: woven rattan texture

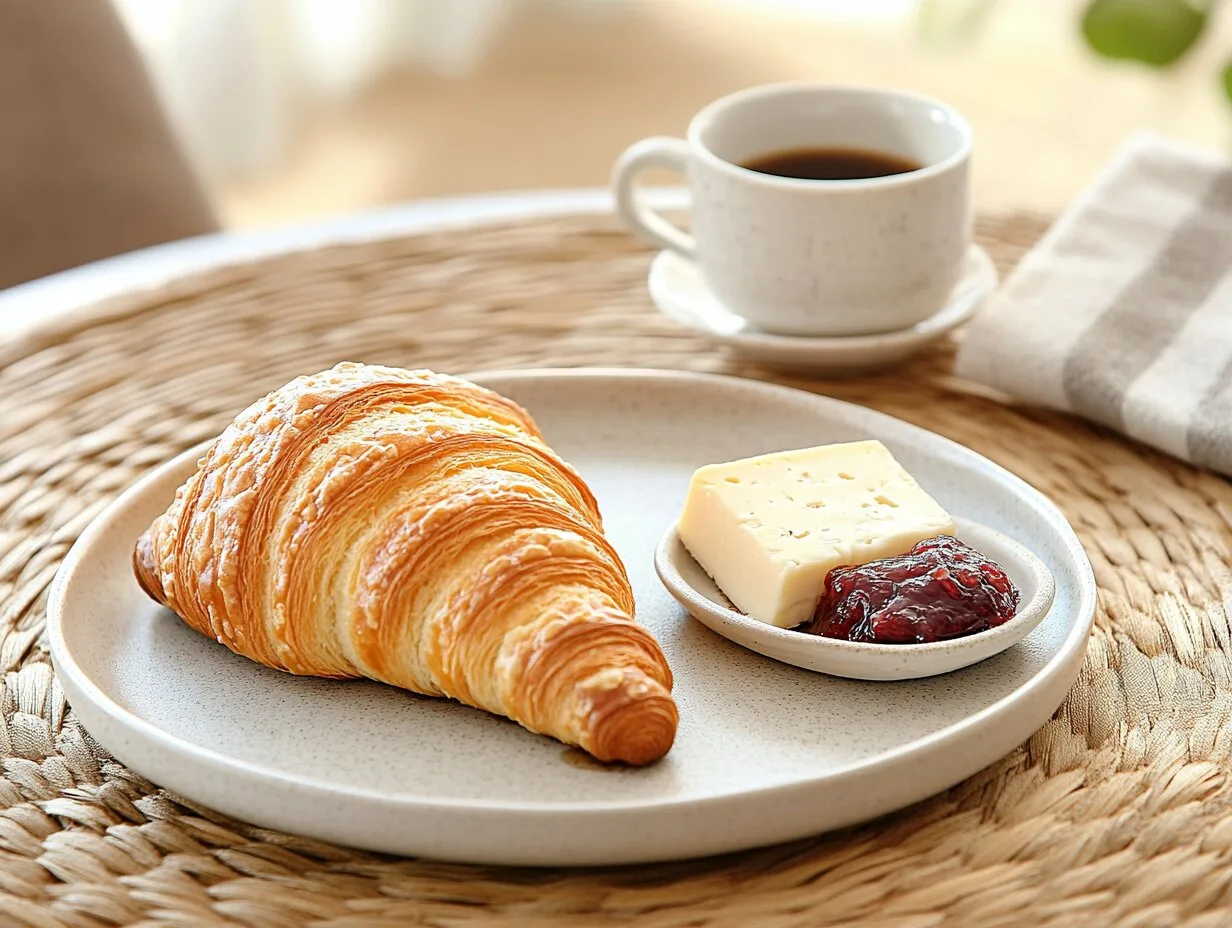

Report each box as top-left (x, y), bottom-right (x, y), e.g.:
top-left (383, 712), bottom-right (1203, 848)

top-left (1, 212), bottom-right (1231, 927)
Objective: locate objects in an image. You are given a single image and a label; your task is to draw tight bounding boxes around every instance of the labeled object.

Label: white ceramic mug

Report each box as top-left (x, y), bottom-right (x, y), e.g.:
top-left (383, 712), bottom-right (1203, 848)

top-left (612, 84), bottom-right (973, 337)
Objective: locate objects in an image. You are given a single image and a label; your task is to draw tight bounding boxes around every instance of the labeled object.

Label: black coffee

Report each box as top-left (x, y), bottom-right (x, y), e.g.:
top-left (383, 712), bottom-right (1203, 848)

top-left (741, 146), bottom-right (921, 181)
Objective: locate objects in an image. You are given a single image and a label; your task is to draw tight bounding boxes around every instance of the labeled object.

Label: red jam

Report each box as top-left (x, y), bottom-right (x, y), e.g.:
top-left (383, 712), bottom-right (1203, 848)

top-left (804, 535), bottom-right (1020, 645)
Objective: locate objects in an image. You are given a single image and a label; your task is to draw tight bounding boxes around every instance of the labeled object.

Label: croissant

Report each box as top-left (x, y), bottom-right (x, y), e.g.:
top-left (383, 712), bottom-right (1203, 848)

top-left (133, 362), bottom-right (677, 765)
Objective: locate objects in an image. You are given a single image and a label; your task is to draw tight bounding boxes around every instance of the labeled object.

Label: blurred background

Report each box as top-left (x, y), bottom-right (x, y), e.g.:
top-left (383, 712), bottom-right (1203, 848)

top-left (112, 0), bottom-right (1232, 229)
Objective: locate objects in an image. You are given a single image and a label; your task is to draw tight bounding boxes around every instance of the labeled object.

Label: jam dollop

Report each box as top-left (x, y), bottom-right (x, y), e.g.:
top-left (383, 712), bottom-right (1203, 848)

top-left (804, 535), bottom-right (1020, 644)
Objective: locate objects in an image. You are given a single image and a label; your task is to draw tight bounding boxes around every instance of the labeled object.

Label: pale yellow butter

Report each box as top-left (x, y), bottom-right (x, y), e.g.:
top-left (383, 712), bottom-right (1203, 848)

top-left (677, 440), bottom-right (955, 628)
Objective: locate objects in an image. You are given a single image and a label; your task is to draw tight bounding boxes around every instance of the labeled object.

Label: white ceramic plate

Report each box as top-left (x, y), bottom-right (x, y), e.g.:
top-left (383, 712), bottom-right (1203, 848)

top-left (48, 369), bottom-right (1095, 867)
top-left (648, 245), bottom-right (997, 375)
top-left (656, 517), bottom-right (1056, 681)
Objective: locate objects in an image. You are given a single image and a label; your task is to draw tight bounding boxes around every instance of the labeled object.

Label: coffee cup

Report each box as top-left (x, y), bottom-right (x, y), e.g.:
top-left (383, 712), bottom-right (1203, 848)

top-left (612, 84), bottom-right (972, 337)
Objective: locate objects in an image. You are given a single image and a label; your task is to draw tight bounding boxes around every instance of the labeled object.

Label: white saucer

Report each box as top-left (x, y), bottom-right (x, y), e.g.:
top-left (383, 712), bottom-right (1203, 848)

top-left (655, 516), bottom-right (1056, 681)
top-left (48, 369), bottom-right (1093, 866)
top-left (649, 245), bottom-right (998, 376)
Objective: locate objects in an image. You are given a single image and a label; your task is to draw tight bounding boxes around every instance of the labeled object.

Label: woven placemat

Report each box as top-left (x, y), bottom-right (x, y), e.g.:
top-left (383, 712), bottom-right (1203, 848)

top-left (1, 210), bottom-right (1231, 927)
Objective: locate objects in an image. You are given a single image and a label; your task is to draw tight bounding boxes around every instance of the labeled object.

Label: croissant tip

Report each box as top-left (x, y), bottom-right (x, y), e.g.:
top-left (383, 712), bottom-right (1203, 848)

top-left (586, 691), bottom-right (679, 767)
top-left (132, 526), bottom-right (165, 604)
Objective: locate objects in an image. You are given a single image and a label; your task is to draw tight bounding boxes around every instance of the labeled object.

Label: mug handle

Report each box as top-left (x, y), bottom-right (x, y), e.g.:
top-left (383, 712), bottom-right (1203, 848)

top-left (611, 137), bottom-right (696, 259)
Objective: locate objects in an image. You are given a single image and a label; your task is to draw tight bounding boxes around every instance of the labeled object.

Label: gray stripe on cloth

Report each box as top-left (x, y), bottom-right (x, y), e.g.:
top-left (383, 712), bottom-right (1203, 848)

top-left (1188, 355), bottom-right (1232, 475)
top-left (1062, 169), bottom-right (1232, 433)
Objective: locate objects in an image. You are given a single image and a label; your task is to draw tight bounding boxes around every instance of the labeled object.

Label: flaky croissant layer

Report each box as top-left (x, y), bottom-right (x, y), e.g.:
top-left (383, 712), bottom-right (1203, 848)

top-left (134, 363), bottom-right (677, 765)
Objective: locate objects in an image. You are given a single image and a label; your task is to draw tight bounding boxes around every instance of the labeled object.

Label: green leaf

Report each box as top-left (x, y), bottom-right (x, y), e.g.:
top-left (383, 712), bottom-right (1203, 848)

top-left (1222, 58), bottom-right (1232, 104)
top-left (1081, 0), bottom-right (1206, 67)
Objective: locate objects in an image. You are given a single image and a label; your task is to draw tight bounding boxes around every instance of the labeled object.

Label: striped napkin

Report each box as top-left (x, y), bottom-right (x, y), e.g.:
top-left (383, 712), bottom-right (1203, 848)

top-left (956, 133), bottom-right (1232, 477)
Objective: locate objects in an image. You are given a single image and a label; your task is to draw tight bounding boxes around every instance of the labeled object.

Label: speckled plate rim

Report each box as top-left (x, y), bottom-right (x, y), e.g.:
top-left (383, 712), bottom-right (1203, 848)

top-left (46, 368), bottom-right (1096, 864)
top-left (655, 517), bottom-right (1058, 679)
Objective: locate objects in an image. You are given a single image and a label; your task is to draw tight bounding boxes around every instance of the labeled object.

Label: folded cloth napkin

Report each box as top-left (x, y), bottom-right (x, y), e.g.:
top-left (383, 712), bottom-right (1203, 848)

top-left (956, 133), bottom-right (1232, 477)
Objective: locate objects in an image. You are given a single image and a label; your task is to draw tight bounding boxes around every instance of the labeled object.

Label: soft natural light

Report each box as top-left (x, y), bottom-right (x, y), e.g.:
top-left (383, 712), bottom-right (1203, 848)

top-left (714, 0), bottom-right (914, 20)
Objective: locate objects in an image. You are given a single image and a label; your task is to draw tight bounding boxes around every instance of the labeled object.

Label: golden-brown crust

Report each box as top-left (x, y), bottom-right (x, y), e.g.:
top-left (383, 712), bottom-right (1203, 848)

top-left (134, 362), bottom-right (677, 764)
top-left (131, 523), bottom-right (165, 604)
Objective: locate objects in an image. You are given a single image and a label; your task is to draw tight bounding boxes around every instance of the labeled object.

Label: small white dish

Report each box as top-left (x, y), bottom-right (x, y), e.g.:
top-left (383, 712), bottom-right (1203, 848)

top-left (48, 368), bottom-right (1093, 867)
top-left (655, 517), bottom-right (1056, 681)
top-left (648, 244), bottom-right (997, 375)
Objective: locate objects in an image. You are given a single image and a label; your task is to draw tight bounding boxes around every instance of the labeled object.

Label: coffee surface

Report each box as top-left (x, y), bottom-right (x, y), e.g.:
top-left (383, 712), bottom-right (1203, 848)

top-left (742, 146), bottom-right (921, 180)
